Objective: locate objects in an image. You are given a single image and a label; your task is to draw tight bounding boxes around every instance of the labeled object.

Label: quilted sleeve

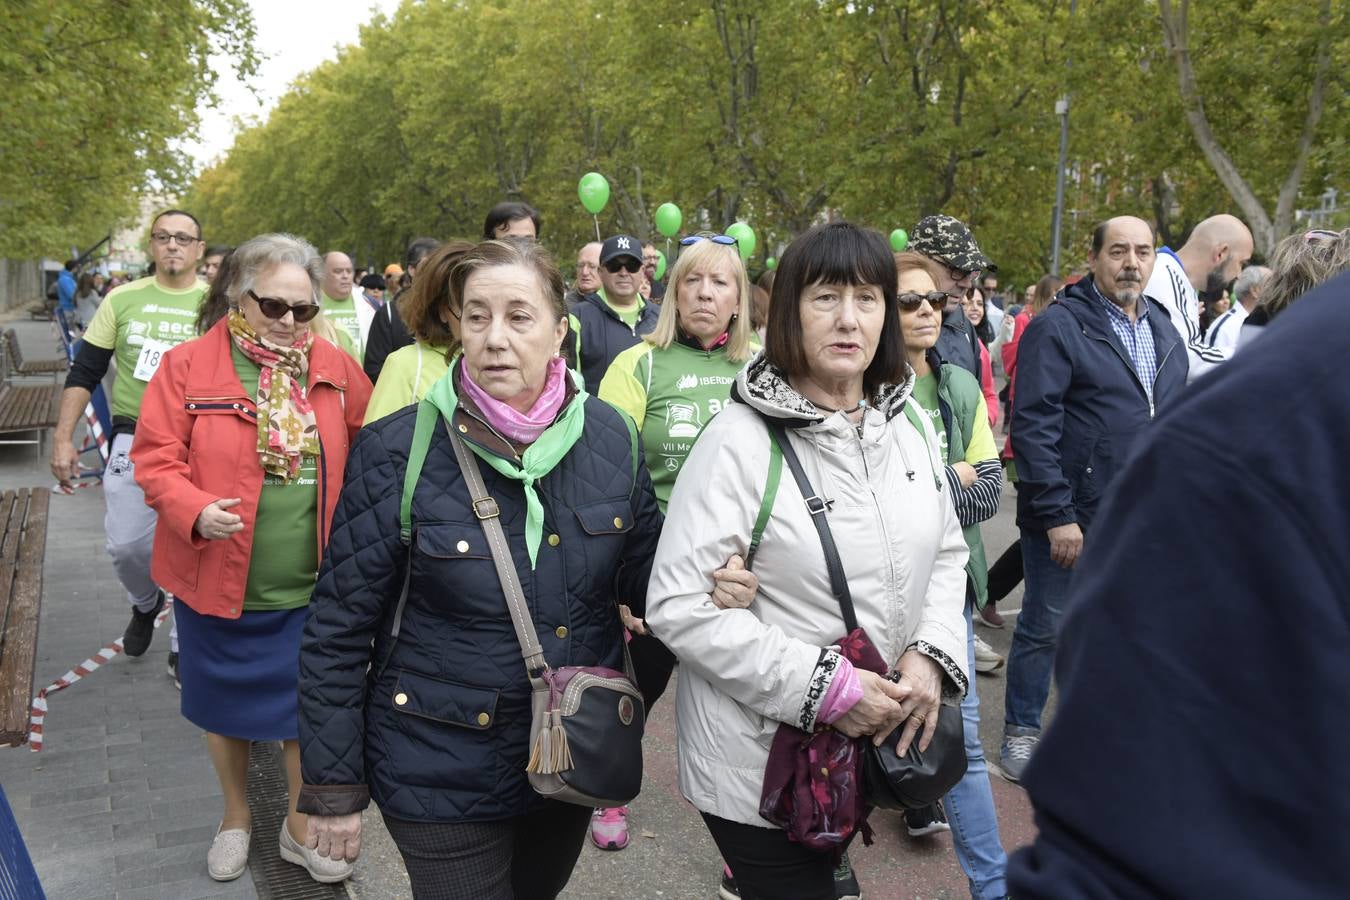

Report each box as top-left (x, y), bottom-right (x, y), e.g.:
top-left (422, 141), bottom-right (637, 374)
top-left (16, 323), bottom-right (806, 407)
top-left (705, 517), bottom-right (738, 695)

top-left (297, 422), bottom-right (406, 814)
top-left (615, 430), bottom-right (662, 618)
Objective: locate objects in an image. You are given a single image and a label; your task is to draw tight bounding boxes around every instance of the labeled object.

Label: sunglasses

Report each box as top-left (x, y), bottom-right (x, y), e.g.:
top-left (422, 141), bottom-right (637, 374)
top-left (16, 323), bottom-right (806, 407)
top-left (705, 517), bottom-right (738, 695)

top-left (679, 233), bottom-right (738, 247)
top-left (898, 291), bottom-right (949, 312)
top-left (604, 259), bottom-right (642, 274)
top-left (245, 289), bottom-right (322, 323)
top-left (1305, 229), bottom-right (1341, 242)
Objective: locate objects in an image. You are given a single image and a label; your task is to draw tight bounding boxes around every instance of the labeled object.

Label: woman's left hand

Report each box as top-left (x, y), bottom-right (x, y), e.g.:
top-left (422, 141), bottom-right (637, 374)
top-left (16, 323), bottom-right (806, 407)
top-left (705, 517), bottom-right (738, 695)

top-left (711, 555), bottom-right (758, 610)
top-left (889, 649), bottom-right (945, 756)
top-left (618, 604), bottom-right (647, 636)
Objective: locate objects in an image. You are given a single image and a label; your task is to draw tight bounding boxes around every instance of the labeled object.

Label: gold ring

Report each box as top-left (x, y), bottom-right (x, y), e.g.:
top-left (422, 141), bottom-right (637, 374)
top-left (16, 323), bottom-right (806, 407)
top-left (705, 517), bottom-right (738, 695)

top-left (909, 714), bottom-right (926, 725)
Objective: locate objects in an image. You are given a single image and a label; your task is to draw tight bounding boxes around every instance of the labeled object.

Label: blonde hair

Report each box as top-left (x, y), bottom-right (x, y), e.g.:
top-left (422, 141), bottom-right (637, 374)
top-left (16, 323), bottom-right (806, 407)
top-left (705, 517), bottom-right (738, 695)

top-left (644, 238), bottom-right (754, 363)
top-left (1261, 229), bottom-right (1350, 322)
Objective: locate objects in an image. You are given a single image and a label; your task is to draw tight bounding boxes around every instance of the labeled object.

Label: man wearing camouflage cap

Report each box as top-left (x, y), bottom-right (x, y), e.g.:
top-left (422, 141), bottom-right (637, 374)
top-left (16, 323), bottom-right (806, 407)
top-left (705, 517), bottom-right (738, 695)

top-left (910, 214), bottom-right (996, 381)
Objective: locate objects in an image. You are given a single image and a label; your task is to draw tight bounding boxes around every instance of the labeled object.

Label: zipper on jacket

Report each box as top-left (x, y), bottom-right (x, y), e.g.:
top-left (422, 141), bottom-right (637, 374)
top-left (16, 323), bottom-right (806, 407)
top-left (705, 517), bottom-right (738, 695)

top-left (1087, 334), bottom-right (1161, 418)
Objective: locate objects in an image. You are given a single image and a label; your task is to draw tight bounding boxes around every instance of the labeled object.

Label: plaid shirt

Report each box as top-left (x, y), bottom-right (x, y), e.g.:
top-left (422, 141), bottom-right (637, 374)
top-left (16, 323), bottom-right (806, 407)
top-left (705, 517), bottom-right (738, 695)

top-left (1091, 281), bottom-right (1157, 403)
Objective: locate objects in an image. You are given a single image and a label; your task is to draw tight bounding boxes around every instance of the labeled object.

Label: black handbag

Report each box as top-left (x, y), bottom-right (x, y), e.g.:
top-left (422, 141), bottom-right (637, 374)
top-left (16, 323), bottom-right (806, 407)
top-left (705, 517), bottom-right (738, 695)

top-left (759, 417), bottom-right (967, 811)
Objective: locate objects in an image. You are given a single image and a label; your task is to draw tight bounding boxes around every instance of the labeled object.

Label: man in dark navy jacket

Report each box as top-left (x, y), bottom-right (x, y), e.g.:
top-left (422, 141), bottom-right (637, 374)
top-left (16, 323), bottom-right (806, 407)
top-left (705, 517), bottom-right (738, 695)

top-left (998, 216), bottom-right (1188, 782)
top-left (1008, 273), bottom-right (1350, 899)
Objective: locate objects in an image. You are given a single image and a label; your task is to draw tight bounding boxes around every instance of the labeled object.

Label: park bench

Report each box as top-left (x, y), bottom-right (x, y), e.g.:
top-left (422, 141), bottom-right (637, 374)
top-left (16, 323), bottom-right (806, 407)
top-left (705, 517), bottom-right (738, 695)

top-left (4, 328), bottom-right (67, 377)
top-left (0, 488), bottom-right (49, 746)
top-left (0, 342), bottom-right (61, 456)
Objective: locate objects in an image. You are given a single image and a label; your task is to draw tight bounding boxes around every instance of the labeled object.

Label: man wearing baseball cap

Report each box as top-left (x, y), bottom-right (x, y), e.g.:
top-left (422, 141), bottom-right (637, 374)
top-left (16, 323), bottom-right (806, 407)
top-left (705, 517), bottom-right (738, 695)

top-left (910, 214), bottom-right (997, 381)
top-left (569, 233), bottom-right (659, 388)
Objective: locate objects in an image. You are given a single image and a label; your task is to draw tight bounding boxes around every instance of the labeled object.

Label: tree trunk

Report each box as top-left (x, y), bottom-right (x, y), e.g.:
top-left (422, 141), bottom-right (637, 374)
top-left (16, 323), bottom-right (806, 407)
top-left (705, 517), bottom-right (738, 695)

top-left (1158, 0), bottom-right (1333, 255)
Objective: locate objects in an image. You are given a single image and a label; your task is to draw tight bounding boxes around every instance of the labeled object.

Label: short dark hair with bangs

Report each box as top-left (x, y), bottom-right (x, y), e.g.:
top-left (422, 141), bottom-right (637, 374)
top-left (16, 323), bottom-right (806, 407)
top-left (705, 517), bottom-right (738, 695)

top-left (765, 222), bottom-right (905, 397)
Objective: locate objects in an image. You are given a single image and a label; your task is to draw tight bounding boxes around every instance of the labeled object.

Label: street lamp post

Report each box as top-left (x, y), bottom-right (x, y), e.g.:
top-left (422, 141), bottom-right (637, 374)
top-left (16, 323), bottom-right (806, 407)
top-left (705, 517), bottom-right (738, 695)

top-left (1050, 96), bottom-right (1070, 276)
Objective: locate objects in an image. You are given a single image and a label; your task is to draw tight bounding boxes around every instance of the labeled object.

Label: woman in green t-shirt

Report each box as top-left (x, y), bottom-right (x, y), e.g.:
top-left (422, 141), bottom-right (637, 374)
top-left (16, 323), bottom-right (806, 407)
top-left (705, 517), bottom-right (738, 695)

top-left (363, 241), bottom-right (476, 424)
top-left (598, 234), bottom-right (759, 512)
top-left (892, 250), bottom-right (1009, 897)
top-left (594, 232), bottom-right (759, 854)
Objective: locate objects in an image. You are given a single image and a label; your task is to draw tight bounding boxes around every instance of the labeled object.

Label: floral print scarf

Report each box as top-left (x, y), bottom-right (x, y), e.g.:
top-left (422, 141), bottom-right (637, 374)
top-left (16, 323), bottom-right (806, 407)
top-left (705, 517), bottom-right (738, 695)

top-left (228, 309), bottom-right (319, 482)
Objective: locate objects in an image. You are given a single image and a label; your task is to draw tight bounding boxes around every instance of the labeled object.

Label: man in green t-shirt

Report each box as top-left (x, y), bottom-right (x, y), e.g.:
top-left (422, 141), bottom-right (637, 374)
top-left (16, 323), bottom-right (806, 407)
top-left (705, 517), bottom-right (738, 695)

top-left (51, 209), bottom-right (207, 669)
top-left (320, 251), bottom-right (369, 363)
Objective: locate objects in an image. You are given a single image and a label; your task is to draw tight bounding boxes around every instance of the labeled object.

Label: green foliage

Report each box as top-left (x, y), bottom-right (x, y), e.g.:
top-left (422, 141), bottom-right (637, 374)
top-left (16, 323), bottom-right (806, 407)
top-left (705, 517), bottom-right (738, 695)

top-left (0, 0), bottom-right (259, 259)
top-left (185, 0), bottom-right (1345, 286)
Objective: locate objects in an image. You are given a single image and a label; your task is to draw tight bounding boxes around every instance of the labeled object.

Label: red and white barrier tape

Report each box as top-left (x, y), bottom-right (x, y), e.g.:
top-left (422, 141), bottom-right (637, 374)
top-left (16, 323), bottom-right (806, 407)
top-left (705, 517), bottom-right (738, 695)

top-left (27, 597), bottom-right (174, 751)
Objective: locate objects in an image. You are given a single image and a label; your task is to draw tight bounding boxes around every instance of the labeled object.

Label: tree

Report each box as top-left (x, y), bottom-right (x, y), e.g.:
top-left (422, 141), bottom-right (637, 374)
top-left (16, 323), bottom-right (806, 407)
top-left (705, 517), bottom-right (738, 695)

top-left (0, 0), bottom-right (259, 258)
top-left (1158, 0), bottom-right (1343, 255)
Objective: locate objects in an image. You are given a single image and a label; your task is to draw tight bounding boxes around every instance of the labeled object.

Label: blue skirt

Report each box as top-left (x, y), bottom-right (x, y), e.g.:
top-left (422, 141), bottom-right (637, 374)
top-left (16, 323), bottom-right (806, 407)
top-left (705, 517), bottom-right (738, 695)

top-left (175, 600), bottom-right (307, 741)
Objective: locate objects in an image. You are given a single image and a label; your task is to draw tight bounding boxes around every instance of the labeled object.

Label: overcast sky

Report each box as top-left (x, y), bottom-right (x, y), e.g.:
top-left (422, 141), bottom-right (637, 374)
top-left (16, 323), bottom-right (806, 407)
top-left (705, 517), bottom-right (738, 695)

top-left (182, 0), bottom-right (400, 169)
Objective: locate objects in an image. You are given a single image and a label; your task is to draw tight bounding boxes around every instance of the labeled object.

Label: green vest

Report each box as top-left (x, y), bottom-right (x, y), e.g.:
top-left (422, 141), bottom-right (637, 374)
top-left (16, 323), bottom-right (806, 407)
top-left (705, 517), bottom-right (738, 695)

top-left (934, 363), bottom-right (991, 608)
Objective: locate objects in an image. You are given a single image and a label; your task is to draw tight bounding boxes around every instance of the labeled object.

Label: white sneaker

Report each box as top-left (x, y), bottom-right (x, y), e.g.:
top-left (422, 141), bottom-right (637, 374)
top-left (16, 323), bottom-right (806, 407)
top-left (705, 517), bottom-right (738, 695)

top-left (207, 827), bottom-right (250, 881)
top-left (974, 635), bottom-right (1005, 674)
top-left (279, 823), bottom-right (354, 883)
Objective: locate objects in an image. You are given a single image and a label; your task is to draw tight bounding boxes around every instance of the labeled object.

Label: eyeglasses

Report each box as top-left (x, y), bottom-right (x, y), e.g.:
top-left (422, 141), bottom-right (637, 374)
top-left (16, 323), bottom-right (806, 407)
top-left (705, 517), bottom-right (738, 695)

top-left (945, 263), bottom-right (979, 284)
top-left (604, 259), bottom-right (642, 274)
top-left (151, 231), bottom-right (201, 246)
top-left (679, 233), bottom-right (738, 247)
top-left (1306, 229), bottom-right (1341, 242)
top-left (898, 291), bottom-right (949, 313)
top-left (245, 289), bottom-right (322, 323)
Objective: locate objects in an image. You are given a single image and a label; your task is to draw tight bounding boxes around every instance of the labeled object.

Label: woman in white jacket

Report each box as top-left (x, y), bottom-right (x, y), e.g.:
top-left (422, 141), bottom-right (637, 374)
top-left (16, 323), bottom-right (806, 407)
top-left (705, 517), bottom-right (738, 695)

top-left (646, 222), bottom-right (968, 900)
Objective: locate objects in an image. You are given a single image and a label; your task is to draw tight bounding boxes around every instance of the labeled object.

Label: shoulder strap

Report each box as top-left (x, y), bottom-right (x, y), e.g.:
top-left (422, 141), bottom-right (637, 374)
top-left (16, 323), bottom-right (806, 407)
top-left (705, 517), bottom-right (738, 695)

top-left (384, 400), bottom-right (440, 648)
top-left (447, 428), bottom-right (550, 676)
top-left (744, 429), bottom-right (782, 570)
top-left (762, 418), bottom-right (858, 634)
top-left (902, 399), bottom-right (945, 491)
top-left (400, 399), bottom-right (439, 545)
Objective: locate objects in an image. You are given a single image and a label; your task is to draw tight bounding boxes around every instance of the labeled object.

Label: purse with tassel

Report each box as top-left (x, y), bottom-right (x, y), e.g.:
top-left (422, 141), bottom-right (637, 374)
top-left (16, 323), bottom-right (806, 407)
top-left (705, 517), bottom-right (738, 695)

top-left (449, 429), bottom-right (646, 808)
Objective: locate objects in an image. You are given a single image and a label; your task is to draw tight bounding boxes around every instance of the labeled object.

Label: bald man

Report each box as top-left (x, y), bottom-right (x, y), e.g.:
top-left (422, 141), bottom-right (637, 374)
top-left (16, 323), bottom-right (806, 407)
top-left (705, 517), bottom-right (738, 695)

top-left (320, 251), bottom-right (371, 362)
top-left (1145, 213), bottom-right (1253, 380)
top-left (999, 215), bottom-right (1190, 782)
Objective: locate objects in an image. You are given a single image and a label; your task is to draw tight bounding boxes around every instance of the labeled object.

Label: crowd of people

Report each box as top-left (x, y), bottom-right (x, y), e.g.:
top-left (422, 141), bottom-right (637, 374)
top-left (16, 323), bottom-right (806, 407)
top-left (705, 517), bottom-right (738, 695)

top-left (45, 201), bottom-right (1350, 899)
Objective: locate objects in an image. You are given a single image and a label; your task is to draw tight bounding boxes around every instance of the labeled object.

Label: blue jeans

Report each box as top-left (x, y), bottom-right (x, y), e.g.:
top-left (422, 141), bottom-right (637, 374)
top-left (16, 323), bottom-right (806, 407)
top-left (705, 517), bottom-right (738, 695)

top-left (945, 600), bottom-right (1008, 899)
top-left (1003, 527), bottom-right (1076, 731)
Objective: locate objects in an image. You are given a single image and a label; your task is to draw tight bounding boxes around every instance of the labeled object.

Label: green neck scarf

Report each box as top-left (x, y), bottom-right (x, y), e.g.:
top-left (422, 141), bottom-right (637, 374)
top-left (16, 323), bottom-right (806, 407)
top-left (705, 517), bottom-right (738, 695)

top-left (423, 363), bottom-right (587, 568)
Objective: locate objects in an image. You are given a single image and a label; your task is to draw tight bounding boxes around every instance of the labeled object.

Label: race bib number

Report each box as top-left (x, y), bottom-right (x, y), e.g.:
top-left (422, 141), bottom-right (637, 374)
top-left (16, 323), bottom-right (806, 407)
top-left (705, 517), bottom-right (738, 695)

top-left (133, 338), bottom-right (174, 382)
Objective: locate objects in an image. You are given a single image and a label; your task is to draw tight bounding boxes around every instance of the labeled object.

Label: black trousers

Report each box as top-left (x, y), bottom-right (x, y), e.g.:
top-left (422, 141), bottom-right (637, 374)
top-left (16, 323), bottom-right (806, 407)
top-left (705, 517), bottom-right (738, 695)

top-left (702, 813), bottom-right (838, 900)
top-left (384, 801), bottom-right (592, 900)
top-left (628, 631), bottom-right (677, 709)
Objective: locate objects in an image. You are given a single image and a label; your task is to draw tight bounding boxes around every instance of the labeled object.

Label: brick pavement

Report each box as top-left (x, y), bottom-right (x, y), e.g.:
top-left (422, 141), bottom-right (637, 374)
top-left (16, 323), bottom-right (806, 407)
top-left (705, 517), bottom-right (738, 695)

top-left (0, 318), bottom-right (1040, 900)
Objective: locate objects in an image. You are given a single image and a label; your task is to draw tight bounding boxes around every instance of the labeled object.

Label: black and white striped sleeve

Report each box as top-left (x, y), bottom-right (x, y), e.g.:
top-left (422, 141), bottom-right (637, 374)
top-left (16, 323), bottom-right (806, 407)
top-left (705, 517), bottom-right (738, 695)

top-left (946, 459), bottom-right (1003, 527)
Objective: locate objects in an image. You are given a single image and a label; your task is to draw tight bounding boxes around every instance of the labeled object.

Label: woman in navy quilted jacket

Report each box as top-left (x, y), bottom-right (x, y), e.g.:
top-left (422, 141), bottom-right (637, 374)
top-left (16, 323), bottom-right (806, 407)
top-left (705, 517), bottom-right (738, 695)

top-left (295, 238), bottom-right (752, 900)
top-left (292, 238), bottom-right (665, 898)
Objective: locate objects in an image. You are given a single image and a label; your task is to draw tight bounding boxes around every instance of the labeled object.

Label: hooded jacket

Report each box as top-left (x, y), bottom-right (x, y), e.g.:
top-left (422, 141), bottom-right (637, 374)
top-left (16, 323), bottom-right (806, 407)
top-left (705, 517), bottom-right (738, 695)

top-left (1012, 277), bottom-right (1188, 532)
top-left (645, 354), bottom-right (969, 827)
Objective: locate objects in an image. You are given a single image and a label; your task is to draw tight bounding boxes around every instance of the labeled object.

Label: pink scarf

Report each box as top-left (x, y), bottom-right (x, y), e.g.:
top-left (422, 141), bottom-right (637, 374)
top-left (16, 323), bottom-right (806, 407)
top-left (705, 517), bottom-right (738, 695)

top-left (460, 357), bottom-right (570, 444)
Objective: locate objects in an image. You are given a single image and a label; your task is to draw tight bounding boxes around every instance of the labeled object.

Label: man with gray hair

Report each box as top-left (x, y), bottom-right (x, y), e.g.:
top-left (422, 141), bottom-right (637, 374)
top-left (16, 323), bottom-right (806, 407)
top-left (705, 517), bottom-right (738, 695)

top-left (1202, 265), bottom-right (1271, 358)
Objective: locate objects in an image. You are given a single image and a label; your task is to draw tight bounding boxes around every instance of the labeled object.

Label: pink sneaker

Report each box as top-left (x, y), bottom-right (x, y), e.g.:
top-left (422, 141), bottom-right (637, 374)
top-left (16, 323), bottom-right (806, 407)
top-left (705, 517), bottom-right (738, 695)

top-left (590, 806), bottom-right (630, 850)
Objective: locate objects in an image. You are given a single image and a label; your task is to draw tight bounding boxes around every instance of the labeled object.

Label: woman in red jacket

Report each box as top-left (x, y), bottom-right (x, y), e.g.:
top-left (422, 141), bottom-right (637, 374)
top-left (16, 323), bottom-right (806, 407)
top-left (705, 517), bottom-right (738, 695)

top-left (132, 233), bottom-right (371, 885)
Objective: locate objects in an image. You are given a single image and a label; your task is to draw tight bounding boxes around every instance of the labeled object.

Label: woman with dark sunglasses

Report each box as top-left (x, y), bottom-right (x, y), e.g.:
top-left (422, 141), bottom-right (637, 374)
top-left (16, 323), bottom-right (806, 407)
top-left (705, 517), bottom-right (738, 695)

top-left (892, 251), bottom-right (1008, 900)
top-left (132, 233), bottom-right (372, 885)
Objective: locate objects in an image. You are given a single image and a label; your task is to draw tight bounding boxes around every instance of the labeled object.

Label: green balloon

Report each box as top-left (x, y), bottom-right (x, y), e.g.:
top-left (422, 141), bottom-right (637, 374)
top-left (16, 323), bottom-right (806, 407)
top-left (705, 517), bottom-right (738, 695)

top-left (654, 203), bottom-right (682, 238)
top-left (654, 249), bottom-right (667, 281)
top-left (890, 228), bottom-right (909, 252)
top-left (578, 172), bottom-right (610, 215)
top-left (765, 257), bottom-right (777, 270)
top-left (726, 222), bottom-right (756, 260)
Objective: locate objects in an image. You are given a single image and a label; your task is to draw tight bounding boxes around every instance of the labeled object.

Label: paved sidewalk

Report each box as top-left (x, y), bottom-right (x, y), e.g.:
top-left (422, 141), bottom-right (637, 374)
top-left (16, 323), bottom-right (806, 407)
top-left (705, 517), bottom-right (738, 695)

top-left (0, 319), bottom-right (1041, 899)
